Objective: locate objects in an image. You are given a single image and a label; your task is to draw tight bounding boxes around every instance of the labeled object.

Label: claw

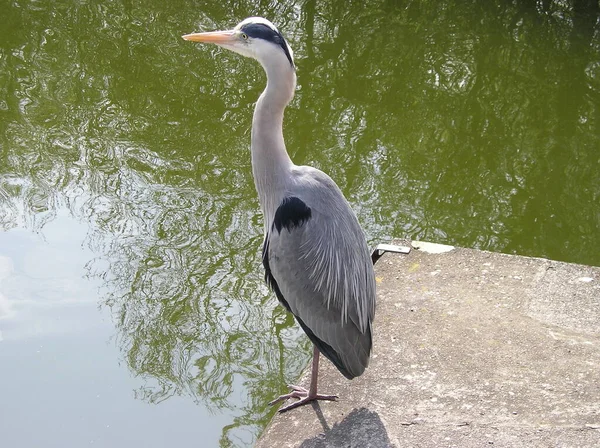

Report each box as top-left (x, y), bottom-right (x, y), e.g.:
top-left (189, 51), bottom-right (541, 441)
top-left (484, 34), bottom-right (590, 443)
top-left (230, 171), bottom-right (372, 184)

top-left (270, 347), bottom-right (338, 412)
top-left (278, 393), bottom-right (337, 412)
top-left (269, 384), bottom-right (337, 411)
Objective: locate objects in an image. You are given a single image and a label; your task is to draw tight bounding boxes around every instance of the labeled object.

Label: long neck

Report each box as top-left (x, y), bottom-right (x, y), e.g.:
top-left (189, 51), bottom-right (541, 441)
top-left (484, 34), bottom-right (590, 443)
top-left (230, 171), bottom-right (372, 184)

top-left (251, 59), bottom-right (296, 231)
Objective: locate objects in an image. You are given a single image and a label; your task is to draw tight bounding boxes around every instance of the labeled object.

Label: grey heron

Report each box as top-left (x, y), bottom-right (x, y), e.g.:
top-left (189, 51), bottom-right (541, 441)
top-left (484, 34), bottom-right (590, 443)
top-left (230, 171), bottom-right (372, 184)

top-left (183, 17), bottom-right (376, 412)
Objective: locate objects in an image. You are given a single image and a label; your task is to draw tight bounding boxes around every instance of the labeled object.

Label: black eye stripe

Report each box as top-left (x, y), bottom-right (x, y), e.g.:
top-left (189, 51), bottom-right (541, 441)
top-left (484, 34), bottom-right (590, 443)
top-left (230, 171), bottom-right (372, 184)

top-left (241, 23), bottom-right (277, 41)
top-left (240, 23), bottom-right (294, 68)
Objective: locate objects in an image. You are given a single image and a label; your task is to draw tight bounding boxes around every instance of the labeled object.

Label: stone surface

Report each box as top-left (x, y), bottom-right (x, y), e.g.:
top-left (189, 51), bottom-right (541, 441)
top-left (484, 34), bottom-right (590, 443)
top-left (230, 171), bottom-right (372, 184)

top-left (256, 244), bottom-right (600, 447)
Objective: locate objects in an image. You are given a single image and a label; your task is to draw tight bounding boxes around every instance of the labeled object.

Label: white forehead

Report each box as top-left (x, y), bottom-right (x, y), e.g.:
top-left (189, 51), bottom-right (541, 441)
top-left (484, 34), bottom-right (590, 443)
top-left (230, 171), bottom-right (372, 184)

top-left (235, 17), bottom-right (279, 32)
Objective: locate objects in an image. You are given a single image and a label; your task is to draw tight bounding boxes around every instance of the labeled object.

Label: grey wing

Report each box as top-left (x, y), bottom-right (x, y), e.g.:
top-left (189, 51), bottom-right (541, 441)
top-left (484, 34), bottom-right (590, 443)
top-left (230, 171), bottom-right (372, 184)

top-left (263, 178), bottom-right (376, 379)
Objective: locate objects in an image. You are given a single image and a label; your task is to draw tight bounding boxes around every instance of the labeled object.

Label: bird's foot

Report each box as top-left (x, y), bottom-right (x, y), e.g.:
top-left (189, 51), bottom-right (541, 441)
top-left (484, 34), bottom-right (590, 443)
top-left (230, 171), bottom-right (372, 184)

top-left (269, 384), bottom-right (337, 413)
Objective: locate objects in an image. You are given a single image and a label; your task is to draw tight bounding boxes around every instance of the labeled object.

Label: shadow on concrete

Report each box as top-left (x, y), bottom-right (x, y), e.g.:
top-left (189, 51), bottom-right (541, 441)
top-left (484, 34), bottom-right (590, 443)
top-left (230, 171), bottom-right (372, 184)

top-left (299, 407), bottom-right (396, 448)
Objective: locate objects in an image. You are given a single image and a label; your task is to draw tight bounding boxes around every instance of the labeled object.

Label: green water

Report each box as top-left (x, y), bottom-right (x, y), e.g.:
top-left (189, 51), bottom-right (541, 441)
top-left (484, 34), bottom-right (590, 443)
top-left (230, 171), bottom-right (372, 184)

top-left (1, 0), bottom-right (598, 446)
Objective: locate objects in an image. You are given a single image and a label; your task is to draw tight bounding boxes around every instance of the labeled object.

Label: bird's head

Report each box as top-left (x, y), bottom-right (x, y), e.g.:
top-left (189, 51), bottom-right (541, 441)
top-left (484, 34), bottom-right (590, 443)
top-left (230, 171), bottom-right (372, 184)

top-left (183, 17), bottom-right (295, 71)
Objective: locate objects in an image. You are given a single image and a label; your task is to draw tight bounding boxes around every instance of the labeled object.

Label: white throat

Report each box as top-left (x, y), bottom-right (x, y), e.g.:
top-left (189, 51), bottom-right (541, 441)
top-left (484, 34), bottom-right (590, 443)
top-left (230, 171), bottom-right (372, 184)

top-left (250, 46), bottom-right (297, 233)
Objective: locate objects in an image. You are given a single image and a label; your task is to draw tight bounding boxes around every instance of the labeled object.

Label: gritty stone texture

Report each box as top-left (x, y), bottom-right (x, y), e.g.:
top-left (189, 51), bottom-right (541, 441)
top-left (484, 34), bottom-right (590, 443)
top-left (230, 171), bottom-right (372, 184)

top-left (256, 244), bottom-right (600, 448)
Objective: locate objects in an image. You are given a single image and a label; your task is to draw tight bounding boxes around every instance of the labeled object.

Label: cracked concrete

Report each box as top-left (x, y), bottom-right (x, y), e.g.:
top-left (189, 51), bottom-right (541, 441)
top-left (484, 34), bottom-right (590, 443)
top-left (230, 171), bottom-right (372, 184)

top-left (256, 244), bottom-right (600, 447)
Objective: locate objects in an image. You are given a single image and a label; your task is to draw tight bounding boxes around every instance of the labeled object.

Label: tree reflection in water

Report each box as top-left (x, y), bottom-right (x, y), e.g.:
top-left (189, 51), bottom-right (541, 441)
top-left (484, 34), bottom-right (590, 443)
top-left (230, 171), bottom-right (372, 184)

top-left (1, 0), bottom-right (598, 445)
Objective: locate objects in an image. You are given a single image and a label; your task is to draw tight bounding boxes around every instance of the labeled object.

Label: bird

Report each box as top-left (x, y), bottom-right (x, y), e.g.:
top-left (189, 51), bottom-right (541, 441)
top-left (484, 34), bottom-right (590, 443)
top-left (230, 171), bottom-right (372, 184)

top-left (183, 17), bottom-right (376, 412)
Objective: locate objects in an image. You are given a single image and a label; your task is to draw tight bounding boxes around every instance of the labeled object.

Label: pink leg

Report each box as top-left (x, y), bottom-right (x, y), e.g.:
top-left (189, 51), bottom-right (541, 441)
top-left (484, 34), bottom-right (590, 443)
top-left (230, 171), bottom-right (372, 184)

top-left (269, 346), bottom-right (338, 412)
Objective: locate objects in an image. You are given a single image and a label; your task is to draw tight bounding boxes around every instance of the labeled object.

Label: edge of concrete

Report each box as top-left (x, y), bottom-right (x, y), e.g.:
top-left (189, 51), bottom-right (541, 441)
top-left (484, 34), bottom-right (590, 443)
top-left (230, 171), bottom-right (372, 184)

top-left (256, 243), bottom-right (600, 447)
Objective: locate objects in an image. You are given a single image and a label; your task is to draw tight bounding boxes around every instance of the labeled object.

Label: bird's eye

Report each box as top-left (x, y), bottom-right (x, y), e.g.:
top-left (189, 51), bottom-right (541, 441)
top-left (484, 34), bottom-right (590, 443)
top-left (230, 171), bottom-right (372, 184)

top-left (241, 32), bottom-right (248, 40)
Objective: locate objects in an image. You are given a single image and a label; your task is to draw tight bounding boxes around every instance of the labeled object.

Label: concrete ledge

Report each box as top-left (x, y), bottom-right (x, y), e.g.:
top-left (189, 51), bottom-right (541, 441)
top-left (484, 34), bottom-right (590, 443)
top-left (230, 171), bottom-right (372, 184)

top-left (256, 244), bottom-right (600, 447)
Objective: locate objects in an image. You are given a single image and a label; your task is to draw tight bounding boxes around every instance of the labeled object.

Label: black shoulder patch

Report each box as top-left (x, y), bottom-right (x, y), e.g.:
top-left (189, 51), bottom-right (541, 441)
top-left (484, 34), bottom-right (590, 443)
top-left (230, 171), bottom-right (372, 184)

top-left (240, 23), bottom-right (294, 68)
top-left (272, 197), bottom-right (312, 234)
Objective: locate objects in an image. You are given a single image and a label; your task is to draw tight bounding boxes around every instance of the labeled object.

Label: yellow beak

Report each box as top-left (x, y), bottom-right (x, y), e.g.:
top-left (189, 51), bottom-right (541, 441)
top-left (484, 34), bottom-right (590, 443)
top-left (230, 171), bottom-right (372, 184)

top-left (182, 30), bottom-right (236, 44)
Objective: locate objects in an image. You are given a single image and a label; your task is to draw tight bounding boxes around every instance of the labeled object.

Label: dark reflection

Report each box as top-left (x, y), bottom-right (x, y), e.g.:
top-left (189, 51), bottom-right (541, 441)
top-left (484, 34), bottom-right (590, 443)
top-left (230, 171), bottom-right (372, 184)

top-left (299, 407), bottom-right (395, 448)
top-left (1, 0), bottom-right (599, 446)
